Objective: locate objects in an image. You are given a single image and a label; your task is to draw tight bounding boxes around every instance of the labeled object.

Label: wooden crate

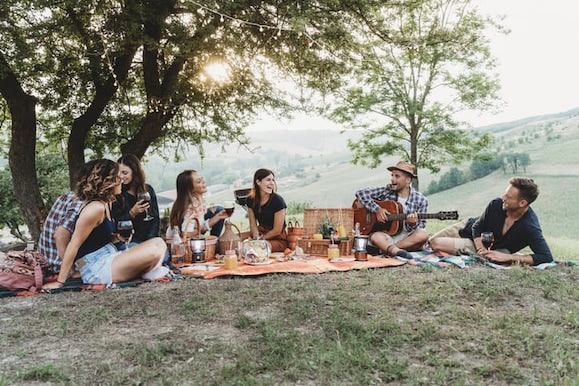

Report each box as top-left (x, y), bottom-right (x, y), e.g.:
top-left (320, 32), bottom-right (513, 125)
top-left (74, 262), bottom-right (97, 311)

top-left (303, 208), bottom-right (354, 236)
top-left (296, 238), bottom-right (353, 256)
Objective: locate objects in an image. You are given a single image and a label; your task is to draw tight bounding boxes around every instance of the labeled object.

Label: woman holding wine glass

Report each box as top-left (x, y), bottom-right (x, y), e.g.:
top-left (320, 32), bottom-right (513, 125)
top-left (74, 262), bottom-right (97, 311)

top-left (168, 170), bottom-right (230, 238)
top-left (112, 154), bottom-right (161, 250)
top-left (42, 158), bottom-right (167, 290)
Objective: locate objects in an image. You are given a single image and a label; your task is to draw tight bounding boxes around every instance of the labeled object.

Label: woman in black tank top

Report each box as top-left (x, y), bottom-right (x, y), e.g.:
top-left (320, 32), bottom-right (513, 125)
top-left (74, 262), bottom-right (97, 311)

top-left (43, 159), bottom-right (168, 289)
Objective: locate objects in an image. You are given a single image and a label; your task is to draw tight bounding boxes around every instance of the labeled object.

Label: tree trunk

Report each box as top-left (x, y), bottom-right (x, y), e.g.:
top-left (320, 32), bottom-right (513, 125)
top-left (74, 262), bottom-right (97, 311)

top-left (66, 51), bottom-right (138, 185)
top-left (0, 54), bottom-right (45, 240)
top-left (120, 113), bottom-right (172, 158)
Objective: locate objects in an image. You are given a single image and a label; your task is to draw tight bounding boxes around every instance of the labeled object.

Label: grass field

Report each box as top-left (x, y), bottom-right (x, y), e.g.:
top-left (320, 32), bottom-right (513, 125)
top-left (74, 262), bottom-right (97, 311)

top-left (0, 266), bottom-right (577, 385)
top-left (1, 114), bottom-right (578, 385)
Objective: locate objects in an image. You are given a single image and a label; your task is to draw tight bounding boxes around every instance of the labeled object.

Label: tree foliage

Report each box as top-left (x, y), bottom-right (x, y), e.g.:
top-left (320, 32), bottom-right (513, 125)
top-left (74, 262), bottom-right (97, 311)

top-left (329, 0), bottom-right (505, 188)
top-left (0, 152), bottom-right (68, 240)
top-left (0, 0), bottom-right (354, 237)
top-left (0, 0), bottom-right (507, 237)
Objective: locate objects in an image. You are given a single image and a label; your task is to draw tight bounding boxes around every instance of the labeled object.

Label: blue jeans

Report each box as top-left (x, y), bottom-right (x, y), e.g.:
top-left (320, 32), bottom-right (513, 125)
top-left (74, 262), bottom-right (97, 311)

top-left (205, 206), bottom-right (225, 237)
top-left (76, 243), bottom-right (121, 285)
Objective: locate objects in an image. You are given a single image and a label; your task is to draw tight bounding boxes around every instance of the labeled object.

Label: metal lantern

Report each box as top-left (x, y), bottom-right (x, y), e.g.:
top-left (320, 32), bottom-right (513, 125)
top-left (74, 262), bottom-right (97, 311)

top-left (189, 236), bottom-right (206, 263)
top-left (353, 235), bottom-right (369, 261)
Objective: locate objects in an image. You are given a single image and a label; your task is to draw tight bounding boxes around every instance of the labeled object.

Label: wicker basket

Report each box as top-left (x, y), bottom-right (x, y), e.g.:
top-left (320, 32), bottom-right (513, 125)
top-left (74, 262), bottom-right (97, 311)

top-left (303, 208), bottom-right (355, 237)
top-left (182, 215), bottom-right (216, 263)
top-left (296, 238), bottom-right (353, 257)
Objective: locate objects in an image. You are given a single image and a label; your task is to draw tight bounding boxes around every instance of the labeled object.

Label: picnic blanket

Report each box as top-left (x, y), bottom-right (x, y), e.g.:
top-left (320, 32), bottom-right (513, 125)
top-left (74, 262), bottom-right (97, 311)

top-left (0, 275), bottom-right (171, 299)
top-left (395, 251), bottom-right (578, 270)
top-left (1, 252), bottom-right (575, 298)
top-left (179, 251), bottom-right (578, 279)
top-left (180, 255), bottom-right (406, 279)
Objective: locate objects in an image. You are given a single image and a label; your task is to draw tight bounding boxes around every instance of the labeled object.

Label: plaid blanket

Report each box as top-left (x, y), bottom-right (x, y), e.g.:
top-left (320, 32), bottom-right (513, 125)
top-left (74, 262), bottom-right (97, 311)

top-left (396, 251), bottom-right (578, 270)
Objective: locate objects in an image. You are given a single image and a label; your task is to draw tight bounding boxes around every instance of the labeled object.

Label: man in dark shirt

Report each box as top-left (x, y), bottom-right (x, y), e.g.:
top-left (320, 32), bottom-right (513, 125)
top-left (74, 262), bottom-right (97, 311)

top-left (429, 177), bottom-right (553, 265)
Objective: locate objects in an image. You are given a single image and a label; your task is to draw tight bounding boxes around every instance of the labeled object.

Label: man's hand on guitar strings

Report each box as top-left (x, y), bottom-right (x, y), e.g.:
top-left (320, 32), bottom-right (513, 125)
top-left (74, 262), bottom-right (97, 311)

top-left (406, 212), bottom-right (419, 225)
top-left (377, 207), bottom-right (390, 222)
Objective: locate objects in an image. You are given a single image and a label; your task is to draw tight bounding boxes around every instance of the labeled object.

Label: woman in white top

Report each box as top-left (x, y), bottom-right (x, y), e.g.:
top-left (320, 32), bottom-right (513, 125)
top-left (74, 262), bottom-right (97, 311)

top-left (168, 170), bottom-right (230, 237)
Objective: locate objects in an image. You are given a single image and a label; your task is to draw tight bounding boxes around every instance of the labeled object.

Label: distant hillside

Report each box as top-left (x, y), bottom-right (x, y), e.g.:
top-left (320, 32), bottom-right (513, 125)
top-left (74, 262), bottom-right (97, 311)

top-left (204, 111), bottom-right (579, 241)
top-left (477, 107), bottom-right (579, 134)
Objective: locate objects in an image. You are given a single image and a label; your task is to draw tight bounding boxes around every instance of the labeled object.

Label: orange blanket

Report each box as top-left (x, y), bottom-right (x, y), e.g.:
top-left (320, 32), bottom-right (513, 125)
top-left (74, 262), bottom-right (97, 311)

top-left (179, 255), bottom-right (405, 279)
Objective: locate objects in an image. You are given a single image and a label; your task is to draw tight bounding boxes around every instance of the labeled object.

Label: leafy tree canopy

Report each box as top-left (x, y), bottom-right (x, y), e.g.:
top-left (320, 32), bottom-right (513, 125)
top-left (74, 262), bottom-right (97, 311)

top-left (327, 0), bottom-right (506, 187)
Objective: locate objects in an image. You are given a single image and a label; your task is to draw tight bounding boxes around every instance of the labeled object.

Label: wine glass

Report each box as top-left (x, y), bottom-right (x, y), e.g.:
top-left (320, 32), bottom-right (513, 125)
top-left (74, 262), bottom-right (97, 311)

top-left (137, 191), bottom-right (154, 221)
top-left (223, 200), bottom-right (235, 217)
top-left (116, 219), bottom-right (134, 250)
top-left (481, 232), bottom-right (494, 250)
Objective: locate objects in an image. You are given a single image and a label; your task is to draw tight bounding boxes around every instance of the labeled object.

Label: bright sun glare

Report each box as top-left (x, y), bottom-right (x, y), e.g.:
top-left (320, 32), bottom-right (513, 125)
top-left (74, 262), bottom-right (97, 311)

top-left (201, 61), bottom-right (231, 84)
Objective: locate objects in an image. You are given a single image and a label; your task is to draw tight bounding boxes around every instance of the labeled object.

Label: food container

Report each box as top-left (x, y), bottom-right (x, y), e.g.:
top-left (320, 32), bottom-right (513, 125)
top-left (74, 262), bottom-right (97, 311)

top-left (224, 250), bottom-right (238, 269)
top-left (296, 238), bottom-right (353, 256)
top-left (241, 239), bottom-right (270, 264)
top-left (327, 244), bottom-right (340, 259)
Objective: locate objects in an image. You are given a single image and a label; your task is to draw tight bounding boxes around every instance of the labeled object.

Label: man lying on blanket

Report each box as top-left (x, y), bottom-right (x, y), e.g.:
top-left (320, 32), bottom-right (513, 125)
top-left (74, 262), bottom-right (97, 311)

top-left (429, 177), bottom-right (553, 266)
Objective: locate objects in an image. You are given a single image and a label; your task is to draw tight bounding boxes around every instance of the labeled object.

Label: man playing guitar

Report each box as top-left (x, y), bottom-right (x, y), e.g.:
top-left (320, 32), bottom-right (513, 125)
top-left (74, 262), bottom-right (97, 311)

top-left (354, 161), bottom-right (429, 259)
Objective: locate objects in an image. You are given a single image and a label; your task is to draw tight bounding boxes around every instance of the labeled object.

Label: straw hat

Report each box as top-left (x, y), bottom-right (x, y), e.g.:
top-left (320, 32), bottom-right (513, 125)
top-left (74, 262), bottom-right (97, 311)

top-left (387, 161), bottom-right (417, 178)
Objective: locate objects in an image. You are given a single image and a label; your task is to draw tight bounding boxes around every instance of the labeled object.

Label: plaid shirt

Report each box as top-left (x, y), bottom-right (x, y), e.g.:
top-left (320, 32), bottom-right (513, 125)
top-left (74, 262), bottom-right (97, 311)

top-left (38, 192), bottom-right (83, 273)
top-left (355, 185), bottom-right (429, 232)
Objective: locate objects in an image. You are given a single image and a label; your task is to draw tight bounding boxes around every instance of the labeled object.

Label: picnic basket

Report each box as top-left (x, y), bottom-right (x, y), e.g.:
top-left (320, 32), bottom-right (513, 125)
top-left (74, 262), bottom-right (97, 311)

top-left (296, 238), bottom-right (353, 256)
top-left (286, 220), bottom-right (304, 250)
top-left (183, 215), bottom-right (217, 263)
top-left (303, 208), bottom-right (355, 237)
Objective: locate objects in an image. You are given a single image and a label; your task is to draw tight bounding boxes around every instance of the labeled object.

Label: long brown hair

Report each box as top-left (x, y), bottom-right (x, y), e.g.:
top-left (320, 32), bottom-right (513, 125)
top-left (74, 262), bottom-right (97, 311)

top-left (75, 159), bottom-right (119, 203)
top-left (249, 168), bottom-right (276, 213)
top-left (117, 154), bottom-right (147, 194)
top-left (169, 170), bottom-right (198, 227)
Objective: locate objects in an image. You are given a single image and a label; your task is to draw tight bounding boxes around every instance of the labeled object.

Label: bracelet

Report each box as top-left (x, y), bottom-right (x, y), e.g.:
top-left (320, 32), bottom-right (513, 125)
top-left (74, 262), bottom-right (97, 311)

top-left (57, 280), bottom-right (66, 285)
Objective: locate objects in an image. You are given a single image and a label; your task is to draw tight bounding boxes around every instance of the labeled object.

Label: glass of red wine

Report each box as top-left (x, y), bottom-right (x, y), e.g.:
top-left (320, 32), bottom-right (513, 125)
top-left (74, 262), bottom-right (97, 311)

top-left (117, 219), bottom-right (134, 250)
top-left (481, 232), bottom-right (494, 250)
top-left (137, 191), bottom-right (154, 221)
top-left (223, 201), bottom-right (235, 217)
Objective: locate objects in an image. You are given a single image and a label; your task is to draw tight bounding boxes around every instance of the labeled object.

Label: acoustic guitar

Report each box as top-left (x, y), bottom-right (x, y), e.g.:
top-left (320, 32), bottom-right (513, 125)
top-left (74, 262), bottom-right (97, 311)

top-left (352, 199), bottom-right (459, 235)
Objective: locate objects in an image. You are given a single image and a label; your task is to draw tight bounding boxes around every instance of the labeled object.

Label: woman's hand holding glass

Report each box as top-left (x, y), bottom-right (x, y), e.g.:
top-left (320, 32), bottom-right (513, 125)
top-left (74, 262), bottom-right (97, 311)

top-left (116, 219), bottom-right (134, 250)
top-left (137, 192), bottom-right (154, 221)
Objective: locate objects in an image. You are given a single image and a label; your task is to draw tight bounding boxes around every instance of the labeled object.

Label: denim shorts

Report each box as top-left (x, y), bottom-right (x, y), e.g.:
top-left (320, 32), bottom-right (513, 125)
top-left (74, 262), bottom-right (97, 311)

top-left (75, 243), bottom-right (121, 285)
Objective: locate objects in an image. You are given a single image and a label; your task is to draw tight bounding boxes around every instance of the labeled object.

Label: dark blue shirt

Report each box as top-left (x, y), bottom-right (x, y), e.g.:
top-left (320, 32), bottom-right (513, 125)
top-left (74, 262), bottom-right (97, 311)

top-left (112, 184), bottom-right (160, 242)
top-left (472, 198), bottom-right (553, 265)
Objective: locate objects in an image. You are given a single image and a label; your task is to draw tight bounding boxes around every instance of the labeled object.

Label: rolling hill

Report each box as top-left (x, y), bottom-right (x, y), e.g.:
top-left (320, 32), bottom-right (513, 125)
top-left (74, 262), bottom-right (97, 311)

top-left (198, 110), bottom-right (579, 242)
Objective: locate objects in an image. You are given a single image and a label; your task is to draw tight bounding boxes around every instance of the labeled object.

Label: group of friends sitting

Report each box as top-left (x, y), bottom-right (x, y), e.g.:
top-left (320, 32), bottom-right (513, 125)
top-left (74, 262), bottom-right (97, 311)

top-left (39, 157), bottom-right (553, 290)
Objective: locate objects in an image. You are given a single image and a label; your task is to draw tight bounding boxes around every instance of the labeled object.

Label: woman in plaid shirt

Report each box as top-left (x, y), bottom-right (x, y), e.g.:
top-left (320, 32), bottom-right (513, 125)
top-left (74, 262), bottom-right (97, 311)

top-left (355, 161), bottom-right (429, 259)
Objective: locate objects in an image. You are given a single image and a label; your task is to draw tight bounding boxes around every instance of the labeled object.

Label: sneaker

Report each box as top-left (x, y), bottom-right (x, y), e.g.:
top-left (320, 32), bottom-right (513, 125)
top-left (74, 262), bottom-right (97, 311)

top-left (396, 249), bottom-right (414, 260)
top-left (142, 265), bottom-right (170, 281)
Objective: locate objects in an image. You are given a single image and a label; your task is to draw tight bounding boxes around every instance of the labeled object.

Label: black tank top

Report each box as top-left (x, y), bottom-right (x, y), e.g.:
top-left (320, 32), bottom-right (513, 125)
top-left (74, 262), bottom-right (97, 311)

top-left (76, 205), bottom-right (116, 260)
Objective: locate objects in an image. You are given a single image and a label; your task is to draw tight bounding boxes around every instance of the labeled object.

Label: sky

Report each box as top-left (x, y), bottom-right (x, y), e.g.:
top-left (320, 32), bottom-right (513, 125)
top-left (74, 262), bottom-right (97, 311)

top-left (470, 0), bottom-right (579, 126)
top-left (250, 0), bottom-right (579, 131)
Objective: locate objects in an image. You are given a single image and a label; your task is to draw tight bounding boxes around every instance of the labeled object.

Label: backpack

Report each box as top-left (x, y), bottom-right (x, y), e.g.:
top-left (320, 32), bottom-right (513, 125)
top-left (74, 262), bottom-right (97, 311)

top-left (0, 249), bottom-right (49, 292)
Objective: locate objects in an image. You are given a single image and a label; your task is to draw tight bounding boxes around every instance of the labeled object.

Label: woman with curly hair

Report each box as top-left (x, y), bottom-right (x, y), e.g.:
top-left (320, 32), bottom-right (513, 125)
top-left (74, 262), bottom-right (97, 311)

top-left (169, 170), bottom-right (230, 236)
top-left (112, 154), bottom-right (160, 248)
top-left (43, 159), bottom-right (167, 289)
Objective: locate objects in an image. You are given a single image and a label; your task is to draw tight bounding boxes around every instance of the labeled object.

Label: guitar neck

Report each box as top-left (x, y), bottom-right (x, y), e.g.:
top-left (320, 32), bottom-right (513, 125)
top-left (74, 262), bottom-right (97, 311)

top-left (386, 213), bottom-right (440, 221)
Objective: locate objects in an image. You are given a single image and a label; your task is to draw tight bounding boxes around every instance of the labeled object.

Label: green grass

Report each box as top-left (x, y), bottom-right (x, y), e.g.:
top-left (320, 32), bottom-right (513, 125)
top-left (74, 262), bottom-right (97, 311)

top-left (1, 267), bottom-right (577, 385)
